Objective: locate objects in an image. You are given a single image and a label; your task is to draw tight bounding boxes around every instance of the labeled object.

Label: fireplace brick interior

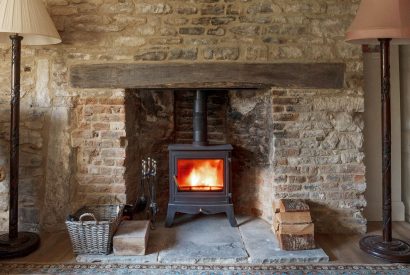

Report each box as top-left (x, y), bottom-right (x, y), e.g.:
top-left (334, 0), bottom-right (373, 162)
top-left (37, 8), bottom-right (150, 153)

top-left (124, 88), bottom-right (364, 233)
top-left (0, 0), bottom-right (365, 234)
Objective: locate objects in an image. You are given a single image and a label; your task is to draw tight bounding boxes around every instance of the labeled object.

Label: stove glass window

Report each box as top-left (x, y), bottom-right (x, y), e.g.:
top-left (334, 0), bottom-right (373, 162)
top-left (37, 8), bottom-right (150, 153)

top-left (176, 159), bottom-right (224, 191)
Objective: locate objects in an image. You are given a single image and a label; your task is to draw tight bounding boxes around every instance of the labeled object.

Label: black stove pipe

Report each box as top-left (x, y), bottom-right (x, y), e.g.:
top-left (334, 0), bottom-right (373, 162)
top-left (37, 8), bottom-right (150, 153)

top-left (193, 90), bottom-right (208, 146)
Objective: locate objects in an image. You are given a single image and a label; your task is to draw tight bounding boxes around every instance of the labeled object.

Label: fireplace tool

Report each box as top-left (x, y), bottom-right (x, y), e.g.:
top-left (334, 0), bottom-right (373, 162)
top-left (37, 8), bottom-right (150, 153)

top-left (134, 160), bottom-right (148, 213)
top-left (146, 158), bottom-right (159, 229)
top-left (134, 157), bottom-right (159, 228)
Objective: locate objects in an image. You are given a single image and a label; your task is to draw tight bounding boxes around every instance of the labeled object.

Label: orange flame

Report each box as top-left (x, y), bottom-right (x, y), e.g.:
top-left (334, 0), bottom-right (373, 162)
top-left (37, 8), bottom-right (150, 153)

top-left (177, 159), bottom-right (224, 191)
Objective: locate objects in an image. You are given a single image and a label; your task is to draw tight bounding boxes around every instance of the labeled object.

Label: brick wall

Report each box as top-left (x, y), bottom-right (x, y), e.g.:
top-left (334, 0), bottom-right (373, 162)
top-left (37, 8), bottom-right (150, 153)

top-left (174, 90), bottom-right (228, 144)
top-left (0, 0), bottom-right (365, 233)
top-left (71, 95), bottom-right (127, 210)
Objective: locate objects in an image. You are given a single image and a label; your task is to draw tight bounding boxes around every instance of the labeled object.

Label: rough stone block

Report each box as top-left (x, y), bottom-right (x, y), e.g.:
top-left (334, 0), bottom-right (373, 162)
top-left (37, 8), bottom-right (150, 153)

top-left (135, 3), bottom-right (172, 14)
top-left (203, 47), bottom-right (239, 60)
top-left (211, 16), bottom-right (235, 25)
top-left (192, 17), bottom-right (211, 25)
top-left (177, 7), bottom-right (197, 15)
top-left (134, 50), bottom-right (167, 61)
top-left (113, 220), bottom-right (150, 256)
top-left (200, 4), bottom-right (225, 15)
top-left (229, 25), bottom-right (260, 36)
top-left (207, 27), bottom-right (225, 36)
top-left (179, 27), bottom-right (205, 35)
top-left (169, 48), bottom-right (198, 60)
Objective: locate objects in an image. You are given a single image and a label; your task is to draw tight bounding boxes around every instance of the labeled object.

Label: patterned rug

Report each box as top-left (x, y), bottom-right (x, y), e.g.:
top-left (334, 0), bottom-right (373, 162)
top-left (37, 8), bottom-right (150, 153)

top-left (0, 263), bottom-right (409, 275)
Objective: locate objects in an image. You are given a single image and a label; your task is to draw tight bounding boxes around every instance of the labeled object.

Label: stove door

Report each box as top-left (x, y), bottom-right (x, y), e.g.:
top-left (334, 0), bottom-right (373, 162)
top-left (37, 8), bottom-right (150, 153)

top-left (169, 150), bottom-right (232, 204)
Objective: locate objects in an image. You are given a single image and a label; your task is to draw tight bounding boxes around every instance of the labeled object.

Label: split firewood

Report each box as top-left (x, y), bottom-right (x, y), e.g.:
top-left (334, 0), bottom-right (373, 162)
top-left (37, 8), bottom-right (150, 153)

top-left (272, 200), bottom-right (280, 213)
top-left (275, 211), bottom-right (312, 224)
top-left (279, 199), bottom-right (310, 212)
top-left (273, 223), bottom-right (314, 235)
top-left (277, 233), bottom-right (316, 250)
top-left (272, 199), bottom-right (316, 251)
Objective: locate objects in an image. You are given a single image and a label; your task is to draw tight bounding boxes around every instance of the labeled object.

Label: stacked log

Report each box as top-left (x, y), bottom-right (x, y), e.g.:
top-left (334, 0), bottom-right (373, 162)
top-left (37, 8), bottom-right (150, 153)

top-left (272, 199), bottom-right (316, 250)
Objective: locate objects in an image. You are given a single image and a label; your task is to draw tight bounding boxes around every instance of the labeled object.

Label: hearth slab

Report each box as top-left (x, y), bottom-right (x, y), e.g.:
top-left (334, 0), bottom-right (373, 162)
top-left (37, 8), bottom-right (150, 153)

top-left (76, 214), bottom-right (329, 264)
top-left (76, 253), bottom-right (158, 264)
top-left (238, 216), bottom-right (329, 263)
top-left (156, 214), bottom-right (248, 264)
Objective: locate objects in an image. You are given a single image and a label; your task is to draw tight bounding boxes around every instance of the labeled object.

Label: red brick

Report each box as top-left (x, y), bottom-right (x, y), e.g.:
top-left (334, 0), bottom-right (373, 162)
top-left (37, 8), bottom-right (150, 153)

top-left (92, 123), bottom-right (110, 130)
top-left (99, 98), bottom-right (125, 105)
top-left (272, 113), bottom-right (299, 121)
top-left (272, 97), bottom-right (300, 105)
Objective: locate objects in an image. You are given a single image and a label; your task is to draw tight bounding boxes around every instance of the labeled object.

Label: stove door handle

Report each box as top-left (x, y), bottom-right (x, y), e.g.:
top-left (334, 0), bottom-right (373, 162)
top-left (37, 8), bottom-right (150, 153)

top-left (173, 175), bottom-right (180, 190)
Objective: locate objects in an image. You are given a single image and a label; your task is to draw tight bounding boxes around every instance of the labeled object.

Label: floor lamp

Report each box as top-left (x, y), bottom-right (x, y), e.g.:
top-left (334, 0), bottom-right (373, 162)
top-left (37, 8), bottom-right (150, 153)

top-left (346, 0), bottom-right (410, 263)
top-left (0, 0), bottom-right (61, 259)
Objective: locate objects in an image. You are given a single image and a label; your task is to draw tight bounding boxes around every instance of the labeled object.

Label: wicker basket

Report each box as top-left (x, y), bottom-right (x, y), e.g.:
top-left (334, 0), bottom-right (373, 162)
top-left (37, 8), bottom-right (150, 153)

top-left (66, 205), bottom-right (123, 255)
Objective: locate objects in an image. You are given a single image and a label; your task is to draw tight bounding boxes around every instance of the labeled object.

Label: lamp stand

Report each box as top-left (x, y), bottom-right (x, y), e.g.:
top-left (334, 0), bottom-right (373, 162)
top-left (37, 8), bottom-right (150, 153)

top-left (0, 35), bottom-right (40, 259)
top-left (359, 38), bottom-right (410, 263)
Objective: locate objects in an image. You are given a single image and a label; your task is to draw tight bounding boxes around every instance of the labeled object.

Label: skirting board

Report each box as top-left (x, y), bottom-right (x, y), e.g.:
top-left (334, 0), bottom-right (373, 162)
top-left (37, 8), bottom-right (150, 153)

top-left (364, 201), bottom-right (405, 221)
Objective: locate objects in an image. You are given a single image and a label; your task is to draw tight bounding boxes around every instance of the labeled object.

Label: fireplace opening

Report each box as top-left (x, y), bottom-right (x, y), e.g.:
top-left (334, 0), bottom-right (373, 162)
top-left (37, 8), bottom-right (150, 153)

top-left (124, 88), bottom-right (271, 229)
top-left (166, 90), bottom-right (237, 227)
top-left (176, 159), bottom-right (224, 192)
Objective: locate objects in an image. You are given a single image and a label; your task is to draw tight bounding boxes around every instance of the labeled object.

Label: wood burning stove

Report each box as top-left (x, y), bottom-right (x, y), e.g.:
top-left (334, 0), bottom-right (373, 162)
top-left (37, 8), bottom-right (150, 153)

top-left (165, 90), bottom-right (237, 227)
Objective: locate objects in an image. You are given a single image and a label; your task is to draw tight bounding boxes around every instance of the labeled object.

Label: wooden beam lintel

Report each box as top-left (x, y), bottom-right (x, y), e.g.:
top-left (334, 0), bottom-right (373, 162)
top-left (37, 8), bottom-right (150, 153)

top-left (70, 63), bottom-right (345, 90)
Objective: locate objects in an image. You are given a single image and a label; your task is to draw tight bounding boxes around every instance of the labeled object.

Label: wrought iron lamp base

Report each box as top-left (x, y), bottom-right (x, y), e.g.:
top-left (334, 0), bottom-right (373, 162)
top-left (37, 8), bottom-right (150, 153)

top-left (360, 235), bottom-right (410, 263)
top-left (0, 232), bottom-right (40, 259)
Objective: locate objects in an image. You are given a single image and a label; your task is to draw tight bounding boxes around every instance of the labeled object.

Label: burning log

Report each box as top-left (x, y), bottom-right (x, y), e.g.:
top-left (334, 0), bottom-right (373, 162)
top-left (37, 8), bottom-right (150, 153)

top-left (177, 159), bottom-right (224, 191)
top-left (272, 199), bottom-right (316, 251)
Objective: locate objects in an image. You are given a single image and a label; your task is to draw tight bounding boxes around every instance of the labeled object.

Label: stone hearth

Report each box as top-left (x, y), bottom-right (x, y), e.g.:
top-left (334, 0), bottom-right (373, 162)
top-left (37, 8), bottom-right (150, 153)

top-left (76, 214), bottom-right (329, 264)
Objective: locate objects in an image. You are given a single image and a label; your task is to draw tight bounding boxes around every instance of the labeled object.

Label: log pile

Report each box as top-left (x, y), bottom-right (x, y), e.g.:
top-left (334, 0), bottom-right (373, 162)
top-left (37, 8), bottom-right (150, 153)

top-left (272, 199), bottom-right (316, 250)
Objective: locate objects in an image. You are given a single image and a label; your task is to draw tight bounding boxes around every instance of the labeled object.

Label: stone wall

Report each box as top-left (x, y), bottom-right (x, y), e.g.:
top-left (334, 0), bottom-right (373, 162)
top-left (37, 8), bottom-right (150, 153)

top-left (270, 89), bottom-right (365, 233)
top-left (0, 52), bottom-right (50, 232)
top-left (228, 90), bottom-right (273, 219)
top-left (0, 0), bottom-right (365, 233)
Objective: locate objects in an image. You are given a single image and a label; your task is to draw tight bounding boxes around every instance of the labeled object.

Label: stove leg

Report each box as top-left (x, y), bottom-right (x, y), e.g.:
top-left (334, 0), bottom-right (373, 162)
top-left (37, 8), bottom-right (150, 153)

top-left (225, 205), bottom-right (237, 227)
top-left (165, 205), bottom-right (176, 228)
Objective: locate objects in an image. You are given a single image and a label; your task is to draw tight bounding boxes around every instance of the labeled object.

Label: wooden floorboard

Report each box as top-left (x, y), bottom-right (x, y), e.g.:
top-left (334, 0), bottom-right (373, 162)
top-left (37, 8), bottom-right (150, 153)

top-left (316, 221), bottom-right (410, 263)
top-left (1, 221), bottom-right (409, 264)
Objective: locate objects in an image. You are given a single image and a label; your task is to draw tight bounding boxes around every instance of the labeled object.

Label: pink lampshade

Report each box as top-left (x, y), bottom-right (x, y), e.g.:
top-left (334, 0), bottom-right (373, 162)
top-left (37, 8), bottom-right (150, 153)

top-left (346, 0), bottom-right (410, 45)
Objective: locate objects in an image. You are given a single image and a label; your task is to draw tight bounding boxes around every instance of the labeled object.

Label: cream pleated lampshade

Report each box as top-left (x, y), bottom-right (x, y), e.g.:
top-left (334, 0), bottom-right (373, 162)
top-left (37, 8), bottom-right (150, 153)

top-left (0, 0), bottom-right (61, 45)
top-left (346, 0), bottom-right (410, 44)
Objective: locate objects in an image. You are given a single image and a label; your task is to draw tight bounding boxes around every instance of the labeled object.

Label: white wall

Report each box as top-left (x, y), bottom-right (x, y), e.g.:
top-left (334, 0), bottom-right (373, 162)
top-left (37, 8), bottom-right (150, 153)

top-left (363, 46), bottom-right (405, 221)
top-left (400, 46), bottom-right (410, 222)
